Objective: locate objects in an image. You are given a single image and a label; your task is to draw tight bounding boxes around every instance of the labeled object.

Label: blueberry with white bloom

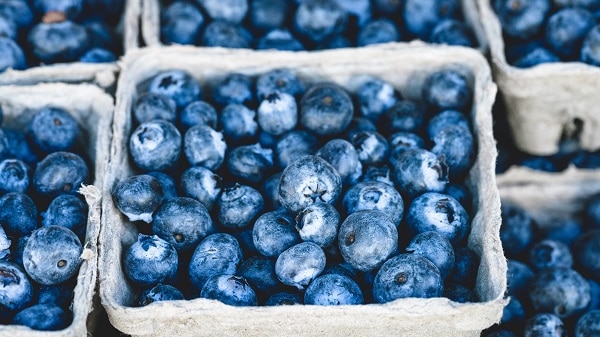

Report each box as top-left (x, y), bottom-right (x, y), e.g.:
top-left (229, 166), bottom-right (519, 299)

top-left (139, 283), bottom-right (185, 306)
top-left (189, 233), bottom-right (243, 292)
top-left (201, 20), bottom-right (253, 49)
top-left (316, 139), bottom-right (362, 186)
top-left (147, 171), bottom-right (178, 200)
top-left (388, 132), bottom-right (426, 151)
top-left (257, 92), bottom-right (298, 135)
top-left (351, 130), bottom-right (389, 166)
top-left (257, 29), bottom-right (305, 51)
top-left (42, 194), bottom-right (88, 241)
top-left (213, 73), bottom-right (254, 107)
top-left (0, 192), bottom-right (37, 237)
top-left (405, 231), bottom-right (455, 280)
top-left (295, 202), bottom-right (340, 248)
top-left (265, 291), bottom-right (303, 306)
top-left (0, 261), bottom-right (33, 314)
top-left (0, 159), bottom-right (30, 194)
top-left (180, 166), bottom-right (221, 210)
top-left (529, 239), bottom-right (573, 271)
top-left (250, 0), bottom-right (289, 32)
top-left (293, 0), bottom-right (347, 43)
top-left (252, 208), bottom-right (300, 257)
top-left (256, 68), bottom-right (305, 100)
top-left (389, 148), bottom-right (448, 198)
top-left (179, 101), bottom-right (218, 131)
top-left (523, 313), bottom-right (565, 337)
top-left (304, 273), bottom-right (364, 305)
top-left (575, 310), bottom-right (600, 337)
top-left (112, 174), bottom-right (163, 223)
top-left (422, 69), bottom-right (471, 113)
top-left (0, 225), bottom-right (9, 260)
top-left (426, 110), bottom-right (470, 138)
top-left (184, 125), bottom-right (226, 171)
top-left (11, 303), bottom-right (69, 331)
top-left (160, 1), bottom-right (205, 45)
top-left (129, 119), bottom-right (181, 172)
top-left (220, 104), bottom-right (258, 144)
top-left (429, 124), bottom-right (475, 180)
top-left (147, 70), bottom-right (201, 110)
top-left (275, 242), bottom-right (326, 289)
top-left (216, 184), bottom-right (264, 229)
top-left (529, 267), bottom-right (590, 318)
top-left (275, 130), bottom-right (318, 170)
top-left (132, 92), bottom-right (177, 125)
top-left (27, 107), bottom-right (79, 154)
top-left (343, 181), bottom-right (404, 226)
top-left (300, 83), bottom-right (353, 136)
top-left (226, 143), bottom-right (273, 184)
top-left (124, 234), bottom-right (178, 287)
top-left (198, 0), bottom-right (248, 23)
top-left (380, 100), bottom-right (426, 135)
top-left (201, 274), bottom-right (257, 306)
top-left (239, 256), bottom-right (280, 297)
top-left (33, 151), bottom-right (89, 199)
top-left (429, 19), bottom-right (476, 47)
top-left (263, 172), bottom-right (282, 210)
top-left (357, 19), bottom-right (400, 46)
top-left (356, 77), bottom-right (399, 123)
top-left (403, 0), bottom-right (459, 40)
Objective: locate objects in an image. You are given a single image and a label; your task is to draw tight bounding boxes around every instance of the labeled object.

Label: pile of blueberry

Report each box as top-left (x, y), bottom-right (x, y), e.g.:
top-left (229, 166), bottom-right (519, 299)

top-left (159, 0), bottom-right (478, 51)
top-left (483, 196), bottom-right (600, 336)
top-left (494, 0), bottom-right (600, 68)
top-left (111, 67), bottom-right (481, 307)
top-left (0, 107), bottom-right (92, 330)
top-left (0, 0), bottom-right (124, 73)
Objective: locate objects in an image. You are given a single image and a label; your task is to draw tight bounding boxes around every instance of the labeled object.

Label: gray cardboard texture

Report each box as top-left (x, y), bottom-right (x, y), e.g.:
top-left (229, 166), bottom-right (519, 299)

top-left (0, 84), bottom-right (113, 336)
top-left (477, 0), bottom-right (600, 156)
top-left (100, 44), bottom-right (506, 337)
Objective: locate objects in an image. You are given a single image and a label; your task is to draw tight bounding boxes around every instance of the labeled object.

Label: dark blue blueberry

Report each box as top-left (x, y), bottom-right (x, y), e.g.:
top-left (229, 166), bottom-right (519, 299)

top-left (372, 253), bottom-right (443, 303)
top-left (256, 69), bottom-right (305, 101)
top-left (11, 303), bottom-right (69, 331)
top-left (180, 166), bottom-right (221, 210)
top-left (27, 21), bottom-right (90, 64)
top-left (35, 283), bottom-right (74, 308)
top-left (0, 261), bottom-right (33, 312)
top-left (529, 239), bottom-right (573, 271)
top-left (275, 242), bottom-right (326, 289)
top-left (184, 125), bottom-right (226, 171)
top-left (356, 77), bottom-right (400, 123)
top-left (443, 183), bottom-right (471, 211)
top-left (506, 38), bottom-right (547, 64)
top-left (506, 259), bottom-right (535, 298)
top-left (304, 273), bottom-right (363, 305)
top-left (129, 119), bottom-right (182, 172)
top-left (448, 246), bottom-right (479, 288)
top-left (316, 33), bottom-right (352, 49)
top-left (344, 117), bottom-right (377, 141)
top-left (79, 48), bottom-right (116, 63)
top-left (213, 73), bottom-right (254, 107)
top-left (10, 235), bottom-right (28, 267)
top-left (587, 278), bottom-right (600, 310)
top-left (573, 230), bottom-right (600, 281)
top-left (263, 172), bottom-right (282, 210)
top-left (514, 47), bottom-right (560, 68)
top-left (33, 0), bottom-right (82, 19)
top-left (0, 225), bottom-right (9, 260)
top-left (152, 197), bottom-right (214, 252)
top-left (265, 291), bottom-right (303, 305)
top-left (300, 83), bottom-right (353, 136)
top-left (146, 171), bottom-right (177, 200)
top-left (426, 110), bottom-right (470, 138)
top-left (316, 139), bottom-right (362, 186)
top-left (343, 181), bottom-right (404, 226)
top-left (541, 219), bottom-right (583, 247)
top-left (554, 0), bottom-right (600, 9)
top-left (380, 100), bottom-right (426, 135)
top-left (27, 107), bottom-right (79, 154)
top-left (388, 132), bottom-right (426, 151)
top-left (338, 210), bottom-right (398, 272)
top-left (275, 130), bottom-right (318, 170)
top-left (124, 234), bottom-right (178, 287)
top-left (351, 130), bottom-right (389, 166)
top-left (252, 208), bottom-right (300, 257)
top-left (132, 92), bottom-right (177, 125)
top-left (112, 174), bottom-right (163, 223)
top-left (500, 296), bottom-right (525, 325)
top-left (188, 233), bottom-right (242, 292)
top-left (530, 267), bottom-right (590, 318)
top-left (2, 128), bottom-right (38, 165)
top-left (201, 20), bottom-right (252, 48)
top-left (226, 143), bottom-right (273, 184)
top-left (587, 194), bottom-right (600, 229)
top-left (406, 231), bottom-right (455, 280)
top-left (422, 69), bottom-right (471, 113)
top-left (216, 184), bottom-right (264, 229)
top-left (0, 37), bottom-right (26, 72)
top-left (523, 313), bottom-right (565, 337)
top-left (572, 150), bottom-right (600, 169)
top-left (84, 20), bottom-right (118, 51)
top-left (23, 226), bottom-right (82, 285)
top-left (0, 1), bottom-right (33, 29)
top-left (238, 256), bottom-right (280, 298)
top-left (293, 0), bottom-right (346, 43)
top-left (429, 19), bottom-right (476, 47)
top-left (179, 101), bottom-right (218, 131)
top-left (545, 8), bottom-right (595, 60)
top-left (278, 155), bottom-right (342, 214)
top-left (429, 125), bottom-right (475, 180)
top-left (403, 0), bottom-right (459, 40)
top-left (257, 92), bottom-right (298, 135)
top-left (405, 192), bottom-right (469, 245)
top-left (233, 228), bottom-right (259, 258)
top-left (334, 0), bottom-right (371, 26)
top-left (250, 0), bottom-right (289, 31)
top-left (494, 0), bottom-right (550, 39)
top-left (147, 70), bottom-right (201, 110)
top-left (389, 148), bottom-right (448, 198)
top-left (582, 25), bottom-right (600, 66)
top-left (295, 202), bottom-right (340, 248)
top-left (575, 310), bottom-right (600, 337)
top-left (138, 283), bottom-right (184, 306)
top-left (0, 159), bottom-right (30, 194)
top-left (161, 1), bottom-right (204, 45)
top-left (500, 202), bottom-right (535, 258)
top-left (42, 194), bottom-right (88, 241)
top-left (0, 14), bottom-right (18, 40)
top-left (357, 19), bottom-right (399, 46)
top-left (220, 104), bottom-right (259, 144)
top-left (519, 156), bottom-right (560, 172)
top-left (374, 0), bottom-right (402, 14)
top-left (361, 165), bottom-right (393, 185)
top-left (443, 282), bottom-right (477, 303)
top-left (257, 29), bottom-right (305, 51)
top-left (200, 274), bottom-right (257, 306)
top-left (198, 0), bottom-right (248, 23)
top-left (0, 192), bottom-right (37, 237)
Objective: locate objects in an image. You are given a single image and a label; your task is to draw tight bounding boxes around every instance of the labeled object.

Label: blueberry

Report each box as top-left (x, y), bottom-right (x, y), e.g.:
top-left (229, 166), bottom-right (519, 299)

top-left (138, 283), bottom-right (184, 306)
top-left (250, 0), bottom-right (289, 31)
top-left (256, 69), bottom-right (305, 101)
top-left (500, 296), bottom-right (526, 326)
top-left (344, 117), bottom-right (378, 141)
top-left (380, 100), bottom-right (426, 135)
top-left (84, 20), bottom-right (118, 52)
top-left (23, 226), bottom-right (82, 285)
top-left (129, 119), bottom-right (182, 172)
top-left (27, 107), bottom-right (79, 154)
top-left (183, 125), bottom-right (226, 171)
top-left (587, 194), bottom-right (600, 229)
top-left (233, 228), bottom-right (259, 258)
top-left (529, 239), bottom-right (573, 271)
top-left (351, 130), bottom-right (389, 166)
top-left (405, 192), bottom-right (469, 245)
top-left (200, 274), bottom-right (257, 306)
top-left (545, 8), bottom-right (595, 60)
top-left (447, 247), bottom-right (479, 288)
top-left (0, 37), bottom-right (26, 72)
top-left (514, 47), bottom-right (560, 68)
top-left (554, 0), bottom-right (600, 9)
top-left (300, 83), bottom-right (353, 136)
top-left (304, 273), bottom-right (364, 305)
top-left (293, 0), bottom-right (346, 43)
top-left (494, 0), bottom-right (550, 39)
top-left (252, 208), bottom-right (300, 257)
top-left (2, 128), bottom-right (38, 165)
top-left (257, 29), bottom-right (305, 51)
top-left (0, 261), bottom-right (33, 312)
top-left (523, 313), bottom-right (565, 337)
top-left (201, 20), bottom-right (252, 49)
top-left (216, 184), bottom-right (264, 229)
top-left (0, 14), bottom-right (18, 40)
top-left (374, 0), bottom-right (402, 14)
top-left (316, 33), bottom-right (353, 49)
top-left (506, 259), bottom-right (535, 298)
top-left (78, 48), bottom-right (116, 63)
top-left (124, 234), bottom-right (178, 287)
top-left (0, 1), bottom-right (33, 29)
top-left (403, 0), bottom-right (459, 40)
top-left (180, 166), bottom-right (221, 210)
top-left (389, 148), bottom-right (448, 198)
top-left (357, 19), bottom-right (400, 46)
top-left (146, 171), bottom-right (178, 200)
top-left (275, 130), bottom-right (318, 170)
top-left (575, 310), bottom-right (600, 337)
top-left (133, 93), bottom-right (177, 125)
top-left (147, 70), bottom-right (201, 110)
top-left (333, 0), bottom-right (371, 26)
top-left (530, 267), bottom-right (590, 318)
top-left (388, 132), bottom-right (426, 151)
top-left (316, 139), bottom-right (362, 186)
top-left (238, 256), bottom-right (280, 298)
top-left (0, 192), bottom-right (37, 237)
top-left (572, 150), bottom-right (600, 169)
top-left (11, 303), bottom-right (69, 331)
top-left (33, 0), bottom-right (82, 19)
top-left (35, 283), bottom-right (74, 308)
top-left (429, 125), bottom-right (475, 180)
top-left (265, 291), bottom-right (303, 305)
top-left (27, 21), bottom-right (90, 64)
top-left (500, 202), bottom-right (535, 258)
top-left (275, 242), bottom-right (326, 289)
top-left (152, 197), bottom-right (214, 253)
top-left (161, 1), bottom-right (204, 45)
top-left (0, 225), bottom-right (9, 260)
top-left (362, 165), bottom-right (393, 185)
top-left (338, 210), bottom-right (398, 272)
top-left (422, 69), bottom-right (471, 113)
top-left (42, 194), bottom-right (88, 241)
top-left (10, 235), bottom-right (28, 268)
top-left (343, 181), bottom-right (404, 226)
top-left (443, 282), bottom-right (478, 303)
top-left (0, 159), bottom-right (30, 194)
top-left (295, 202), bottom-right (340, 248)
top-left (429, 19), bottom-right (476, 47)
top-left (179, 101), bottom-right (218, 131)
top-left (257, 92), bottom-right (298, 136)
top-left (443, 183), bottom-right (472, 211)
top-left (587, 278), bottom-right (600, 310)
top-left (278, 155), bottom-right (342, 214)
top-left (188, 233), bottom-right (242, 292)
top-left (213, 73), bottom-right (254, 107)
top-left (426, 110), bottom-right (470, 138)
top-left (198, 0), bottom-right (248, 23)
top-left (112, 174), bottom-right (163, 223)
top-left (581, 25), bottom-right (600, 66)
top-left (355, 77), bottom-right (399, 123)
top-left (573, 230), bottom-right (600, 281)
top-left (220, 104), bottom-right (258, 144)
top-left (226, 143), bottom-right (273, 183)
top-left (372, 253), bottom-right (444, 303)
top-left (406, 231), bottom-right (455, 280)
